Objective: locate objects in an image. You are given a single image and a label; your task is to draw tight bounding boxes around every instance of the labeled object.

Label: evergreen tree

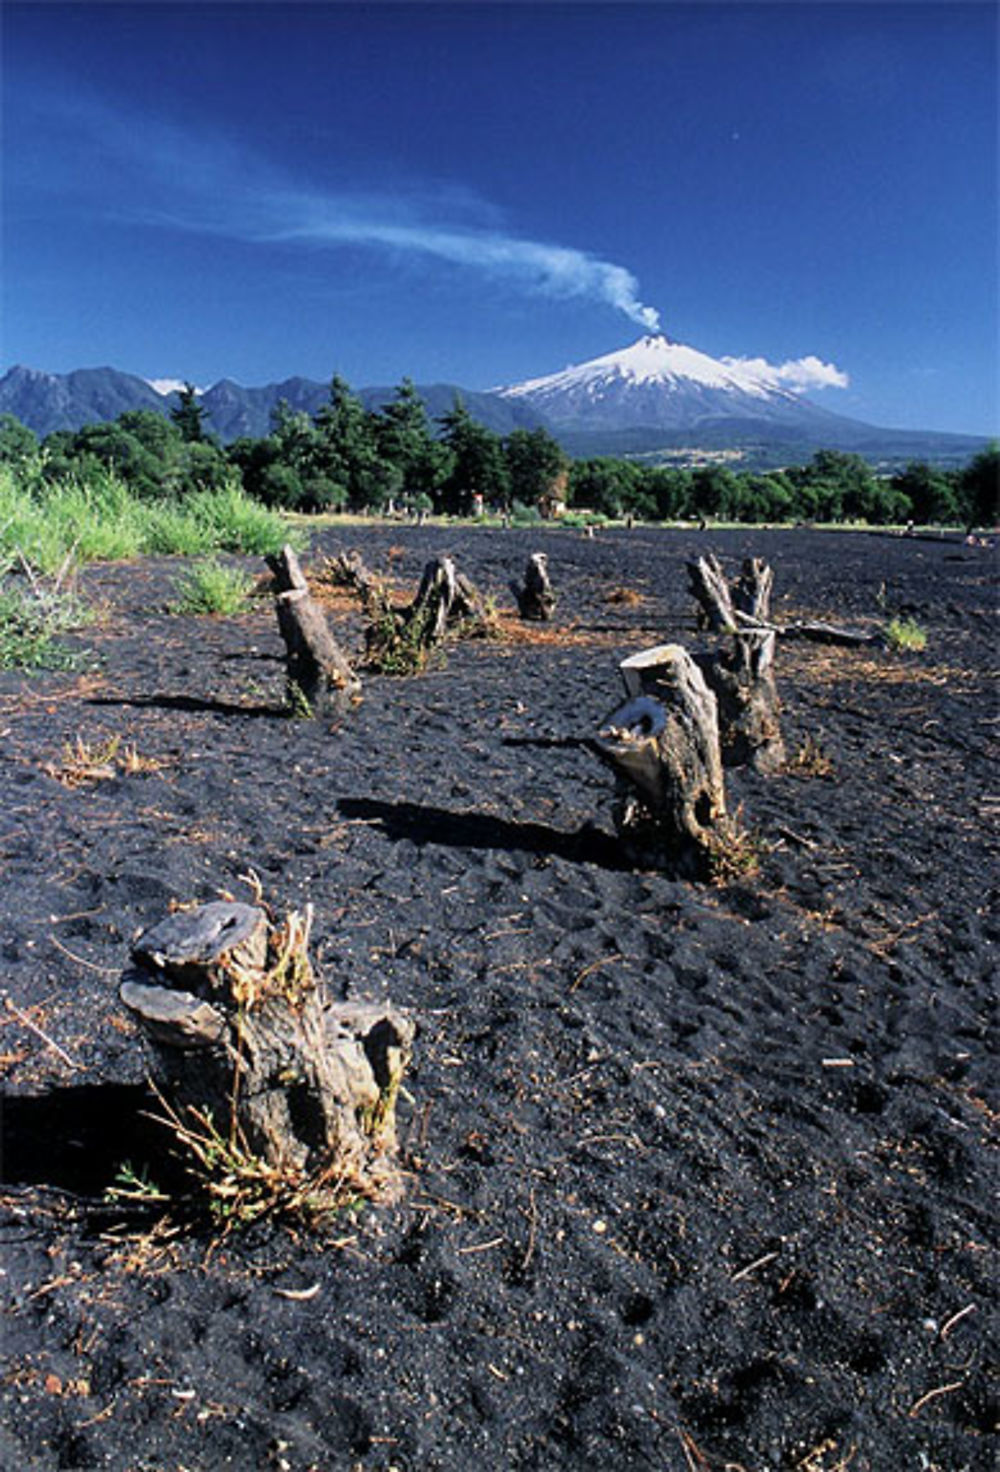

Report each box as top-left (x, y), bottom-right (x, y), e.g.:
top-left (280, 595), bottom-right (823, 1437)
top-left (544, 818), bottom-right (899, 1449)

top-left (958, 443), bottom-right (999, 530)
top-left (315, 375), bottom-right (394, 510)
top-left (504, 427), bottom-right (567, 509)
top-left (0, 413), bottom-right (39, 465)
top-left (437, 397), bottom-right (509, 515)
top-left (374, 379), bottom-right (447, 504)
top-left (170, 382), bottom-right (208, 443)
top-left (890, 462), bottom-right (959, 525)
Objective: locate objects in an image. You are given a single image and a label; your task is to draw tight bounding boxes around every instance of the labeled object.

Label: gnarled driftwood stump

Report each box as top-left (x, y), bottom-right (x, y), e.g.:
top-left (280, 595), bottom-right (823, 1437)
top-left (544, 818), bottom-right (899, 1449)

top-left (120, 900), bottom-right (413, 1209)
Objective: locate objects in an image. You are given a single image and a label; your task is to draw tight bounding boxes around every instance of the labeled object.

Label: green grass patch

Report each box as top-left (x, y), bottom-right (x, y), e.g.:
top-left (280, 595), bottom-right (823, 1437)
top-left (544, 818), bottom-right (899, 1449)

top-left (0, 575), bottom-right (90, 670)
top-left (171, 558), bottom-right (254, 616)
top-left (0, 464), bottom-right (302, 572)
top-left (884, 615), bottom-right (928, 653)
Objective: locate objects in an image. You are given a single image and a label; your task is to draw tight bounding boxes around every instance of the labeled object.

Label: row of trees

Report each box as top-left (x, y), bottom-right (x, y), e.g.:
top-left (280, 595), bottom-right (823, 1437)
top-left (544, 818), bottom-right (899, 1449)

top-left (227, 379), bottom-right (565, 518)
top-left (0, 375), bottom-right (996, 528)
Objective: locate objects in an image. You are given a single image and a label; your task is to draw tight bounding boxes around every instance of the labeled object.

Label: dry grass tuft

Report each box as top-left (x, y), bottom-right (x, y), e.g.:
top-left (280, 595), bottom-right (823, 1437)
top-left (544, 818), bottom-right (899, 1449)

top-left (705, 808), bottom-right (762, 883)
top-left (604, 585), bottom-right (645, 607)
top-left (786, 735), bottom-right (835, 779)
top-left (44, 734), bottom-right (168, 786)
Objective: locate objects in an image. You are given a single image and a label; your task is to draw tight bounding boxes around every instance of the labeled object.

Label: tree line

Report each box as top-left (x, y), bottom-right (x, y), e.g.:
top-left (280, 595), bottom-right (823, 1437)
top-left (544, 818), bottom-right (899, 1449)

top-left (1, 375), bottom-right (996, 529)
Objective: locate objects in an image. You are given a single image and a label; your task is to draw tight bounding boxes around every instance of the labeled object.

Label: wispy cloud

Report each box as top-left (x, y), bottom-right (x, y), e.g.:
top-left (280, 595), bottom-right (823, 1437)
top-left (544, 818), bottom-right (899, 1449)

top-left (723, 354), bottom-right (849, 392)
top-left (39, 85), bottom-right (662, 331)
top-left (267, 206), bottom-right (661, 330)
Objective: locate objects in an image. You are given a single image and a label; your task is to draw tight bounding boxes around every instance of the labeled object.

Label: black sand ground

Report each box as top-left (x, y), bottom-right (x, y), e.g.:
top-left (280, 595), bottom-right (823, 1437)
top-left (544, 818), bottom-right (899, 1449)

top-left (0, 525), bottom-right (996, 1472)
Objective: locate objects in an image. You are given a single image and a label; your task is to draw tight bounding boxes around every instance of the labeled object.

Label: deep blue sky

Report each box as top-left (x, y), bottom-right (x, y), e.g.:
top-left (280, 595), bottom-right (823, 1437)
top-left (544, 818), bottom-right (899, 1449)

top-left (3, 2), bottom-right (997, 433)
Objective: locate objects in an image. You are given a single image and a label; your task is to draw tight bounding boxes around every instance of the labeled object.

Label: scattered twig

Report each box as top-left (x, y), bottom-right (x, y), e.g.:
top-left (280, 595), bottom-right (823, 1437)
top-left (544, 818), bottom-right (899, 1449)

top-left (273, 1283), bottom-right (323, 1301)
top-left (776, 824), bottom-right (820, 851)
top-left (521, 1187), bottom-right (538, 1272)
top-left (908, 1379), bottom-right (965, 1416)
top-left (3, 997), bottom-right (79, 1069)
top-left (49, 933), bottom-right (119, 975)
top-left (940, 1303), bottom-right (976, 1340)
top-left (730, 1249), bottom-right (780, 1282)
top-left (569, 952), bottom-right (622, 993)
top-left (677, 1426), bottom-right (712, 1471)
top-left (457, 1236), bottom-right (506, 1255)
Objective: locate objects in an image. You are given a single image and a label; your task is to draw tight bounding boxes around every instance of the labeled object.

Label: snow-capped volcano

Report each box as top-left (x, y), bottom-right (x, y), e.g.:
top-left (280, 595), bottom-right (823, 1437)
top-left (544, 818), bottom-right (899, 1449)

top-left (497, 334), bottom-right (843, 433)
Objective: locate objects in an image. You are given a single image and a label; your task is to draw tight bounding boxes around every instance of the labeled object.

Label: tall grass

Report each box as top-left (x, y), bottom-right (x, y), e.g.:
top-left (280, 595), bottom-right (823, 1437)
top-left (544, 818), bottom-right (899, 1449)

top-left (0, 463), bottom-right (300, 573)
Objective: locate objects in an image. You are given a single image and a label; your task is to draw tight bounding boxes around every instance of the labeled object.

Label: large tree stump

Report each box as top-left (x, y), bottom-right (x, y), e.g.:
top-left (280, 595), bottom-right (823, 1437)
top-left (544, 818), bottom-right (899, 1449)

top-left (409, 555), bottom-right (492, 638)
top-left (266, 545), bottom-right (361, 716)
top-left (511, 552), bottom-right (556, 621)
top-left (685, 554), bottom-right (785, 772)
top-left (688, 551), bottom-right (880, 646)
top-left (593, 643), bottom-right (731, 877)
top-left (686, 553), bottom-right (741, 633)
top-left (120, 900), bottom-right (414, 1212)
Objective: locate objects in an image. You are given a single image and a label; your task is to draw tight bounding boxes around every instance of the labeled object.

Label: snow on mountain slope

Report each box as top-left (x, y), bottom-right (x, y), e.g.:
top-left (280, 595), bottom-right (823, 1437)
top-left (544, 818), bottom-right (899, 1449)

top-left (496, 334), bottom-right (837, 431)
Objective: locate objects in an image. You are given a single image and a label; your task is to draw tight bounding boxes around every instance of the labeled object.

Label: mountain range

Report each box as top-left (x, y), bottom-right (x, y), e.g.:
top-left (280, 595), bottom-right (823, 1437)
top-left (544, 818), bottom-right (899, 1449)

top-left (1, 338), bottom-right (989, 470)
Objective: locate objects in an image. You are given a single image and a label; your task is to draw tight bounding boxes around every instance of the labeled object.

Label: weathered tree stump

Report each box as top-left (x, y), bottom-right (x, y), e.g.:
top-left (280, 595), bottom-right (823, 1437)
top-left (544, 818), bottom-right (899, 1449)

top-left (511, 552), bottom-right (556, 621)
top-left (266, 545), bottom-right (361, 716)
top-left (120, 900), bottom-right (414, 1210)
top-left (695, 629), bottom-right (785, 773)
top-left (687, 553), bottom-right (742, 633)
top-left (322, 548), bottom-right (385, 603)
top-left (688, 551), bottom-right (880, 646)
top-left (593, 643), bottom-right (731, 876)
top-left (685, 554), bottom-right (785, 771)
top-left (348, 554), bottom-right (494, 672)
top-left (410, 556), bottom-right (492, 637)
top-left (733, 557), bottom-right (774, 623)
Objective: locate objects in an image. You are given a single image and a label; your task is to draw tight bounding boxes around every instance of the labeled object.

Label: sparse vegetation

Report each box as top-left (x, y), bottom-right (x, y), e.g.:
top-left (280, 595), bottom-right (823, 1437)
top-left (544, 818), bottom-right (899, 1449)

top-left (147, 1087), bottom-right (365, 1232)
top-left (0, 461), bottom-right (299, 575)
top-left (787, 735), bottom-right (835, 779)
top-left (705, 809), bottom-right (762, 883)
top-left (171, 558), bottom-right (253, 616)
top-left (884, 615), bottom-right (928, 653)
top-left (45, 733), bottom-right (167, 785)
top-left (0, 553), bottom-right (91, 670)
top-left (363, 596), bottom-right (441, 676)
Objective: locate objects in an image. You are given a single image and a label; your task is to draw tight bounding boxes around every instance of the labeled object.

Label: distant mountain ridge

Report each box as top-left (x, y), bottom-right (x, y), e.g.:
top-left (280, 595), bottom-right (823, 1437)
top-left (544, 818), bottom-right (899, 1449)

top-left (0, 364), bottom-right (544, 443)
top-left (0, 341), bottom-right (990, 470)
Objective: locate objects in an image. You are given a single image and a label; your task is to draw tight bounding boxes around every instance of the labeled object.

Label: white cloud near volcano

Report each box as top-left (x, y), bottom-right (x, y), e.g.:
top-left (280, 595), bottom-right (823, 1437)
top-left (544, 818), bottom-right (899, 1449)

top-left (722, 354), bottom-right (849, 391)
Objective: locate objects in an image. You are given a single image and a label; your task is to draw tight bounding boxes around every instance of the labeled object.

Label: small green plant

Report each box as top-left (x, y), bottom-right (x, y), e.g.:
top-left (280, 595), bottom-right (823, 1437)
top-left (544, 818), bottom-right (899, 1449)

top-left (185, 484), bottom-right (302, 557)
top-left (0, 588), bottom-right (77, 669)
top-left (0, 554), bottom-right (90, 669)
top-left (884, 615), bottom-right (927, 653)
top-left (142, 503), bottom-right (217, 556)
top-left (364, 601), bottom-right (436, 675)
top-left (705, 809), bottom-right (762, 883)
top-left (148, 1092), bottom-right (364, 1231)
top-left (285, 680), bottom-right (315, 719)
top-left (171, 558), bottom-right (253, 615)
top-left (105, 1161), bottom-right (169, 1206)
